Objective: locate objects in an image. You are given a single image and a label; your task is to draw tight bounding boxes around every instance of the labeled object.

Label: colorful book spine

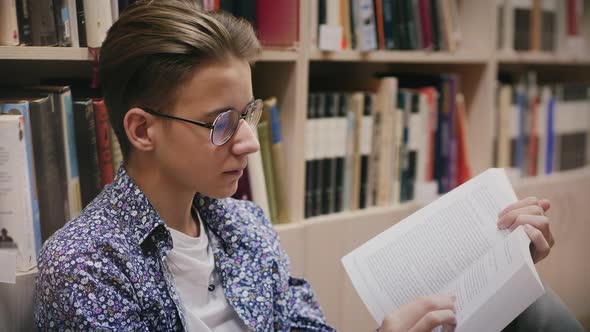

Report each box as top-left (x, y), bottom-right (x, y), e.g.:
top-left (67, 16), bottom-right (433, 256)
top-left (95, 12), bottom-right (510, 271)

top-left (53, 0), bottom-right (73, 46)
top-left (83, 0), bottom-right (113, 48)
top-left (15, 0), bottom-right (32, 45)
top-left (92, 99), bottom-right (114, 186)
top-left (1, 102), bottom-right (42, 259)
top-left (545, 95), bottom-right (555, 174)
top-left (0, 115), bottom-right (39, 271)
top-left (255, 0), bottom-right (299, 47)
top-left (27, 95), bottom-right (69, 242)
top-left (257, 121), bottom-right (278, 223)
top-left (73, 99), bottom-right (102, 207)
top-left (267, 98), bottom-right (289, 223)
top-left (0, 0), bottom-right (20, 45)
top-left (29, 0), bottom-right (58, 46)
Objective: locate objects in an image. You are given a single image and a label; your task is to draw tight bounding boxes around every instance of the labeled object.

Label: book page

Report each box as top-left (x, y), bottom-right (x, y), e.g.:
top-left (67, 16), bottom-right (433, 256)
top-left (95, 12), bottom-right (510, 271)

top-left (342, 168), bottom-right (518, 323)
top-left (442, 226), bottom-right (544, 331)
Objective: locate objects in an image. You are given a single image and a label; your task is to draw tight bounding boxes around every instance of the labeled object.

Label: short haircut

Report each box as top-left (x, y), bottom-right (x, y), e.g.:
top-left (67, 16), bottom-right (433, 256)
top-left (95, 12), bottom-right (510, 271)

top-left (99, 0), bottom-right (261, 159)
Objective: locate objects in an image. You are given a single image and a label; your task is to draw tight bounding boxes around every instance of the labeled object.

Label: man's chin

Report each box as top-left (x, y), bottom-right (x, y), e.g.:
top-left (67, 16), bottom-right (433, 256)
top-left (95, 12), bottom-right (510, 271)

top-left (200, 184), bottom-right (239, 200)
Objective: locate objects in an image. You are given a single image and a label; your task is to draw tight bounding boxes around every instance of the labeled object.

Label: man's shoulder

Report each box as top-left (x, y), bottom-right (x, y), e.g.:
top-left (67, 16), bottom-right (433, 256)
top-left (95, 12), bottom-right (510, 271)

top-left (220, 197), bottom-right (273, 230)
top-left (38, 191), bottom-right (132, 271)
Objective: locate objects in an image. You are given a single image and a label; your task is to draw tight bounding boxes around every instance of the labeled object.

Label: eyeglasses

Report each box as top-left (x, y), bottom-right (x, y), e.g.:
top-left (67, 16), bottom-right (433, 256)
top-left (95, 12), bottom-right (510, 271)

top-left (142, 99), bottom-right (263, 146)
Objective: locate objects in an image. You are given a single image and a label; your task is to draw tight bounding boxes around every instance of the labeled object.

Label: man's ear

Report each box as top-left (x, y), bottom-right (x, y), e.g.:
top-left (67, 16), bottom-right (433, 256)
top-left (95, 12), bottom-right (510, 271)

top-left (124, 108), bottom-right (156, 152)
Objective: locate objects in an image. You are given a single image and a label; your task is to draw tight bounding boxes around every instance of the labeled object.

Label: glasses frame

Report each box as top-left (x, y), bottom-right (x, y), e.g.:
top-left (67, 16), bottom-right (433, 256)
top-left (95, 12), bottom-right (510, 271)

top-left (142, 99), bottom-right (263, 146)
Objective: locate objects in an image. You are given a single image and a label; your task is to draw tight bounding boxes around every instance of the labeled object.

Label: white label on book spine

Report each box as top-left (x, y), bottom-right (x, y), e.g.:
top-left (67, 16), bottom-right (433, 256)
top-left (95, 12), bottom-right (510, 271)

top-left (319, 25), bottom-right (343, 51)
top-left (335, 117), bottom-right (348, 157)
top-left (305, 119), bottom-right (314, 160)
top-left (360, 116), bottom-right (373, 155)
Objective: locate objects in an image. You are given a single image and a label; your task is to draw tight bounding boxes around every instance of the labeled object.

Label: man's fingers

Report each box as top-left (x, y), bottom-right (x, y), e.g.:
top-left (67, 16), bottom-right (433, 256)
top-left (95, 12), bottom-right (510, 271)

top-left (395, 295), bottom-right (456, 327)
top-left (409, 309), bottom-right (456, 332)
top-left (498, 205), bottom-right (544, 229)
top-left (499, 197), bottom-right (538, 217)
top-left (507, 215), bottom-right (553, 247)
top-left (524, 224), bottom-right (551, 263)
top-left (538, 199), bottom-right (551, 213)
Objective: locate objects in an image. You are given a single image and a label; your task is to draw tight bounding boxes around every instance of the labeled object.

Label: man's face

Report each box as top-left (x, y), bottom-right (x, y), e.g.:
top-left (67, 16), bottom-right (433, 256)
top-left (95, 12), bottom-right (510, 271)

top-left (151, 56), bottom-right (260, 198)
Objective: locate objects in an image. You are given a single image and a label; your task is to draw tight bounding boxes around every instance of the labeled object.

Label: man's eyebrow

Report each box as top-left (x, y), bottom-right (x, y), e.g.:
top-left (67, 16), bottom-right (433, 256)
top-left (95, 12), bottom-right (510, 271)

top-left (204, 99), bottom-right (255, 117)
top-left (204, 107), bottom-right (232, 118)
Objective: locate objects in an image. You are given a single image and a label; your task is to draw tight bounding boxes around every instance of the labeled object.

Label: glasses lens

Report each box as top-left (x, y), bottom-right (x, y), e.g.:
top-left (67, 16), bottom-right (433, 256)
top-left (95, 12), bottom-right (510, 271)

top-left (245, 100), bottom-right (263, 132)
top-left (212, 110), bottom-right (239, 145)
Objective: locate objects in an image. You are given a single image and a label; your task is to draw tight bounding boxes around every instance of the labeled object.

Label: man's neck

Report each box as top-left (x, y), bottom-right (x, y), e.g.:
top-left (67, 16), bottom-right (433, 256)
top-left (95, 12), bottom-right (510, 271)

top-left (125, 157), bottom-right (200, 238)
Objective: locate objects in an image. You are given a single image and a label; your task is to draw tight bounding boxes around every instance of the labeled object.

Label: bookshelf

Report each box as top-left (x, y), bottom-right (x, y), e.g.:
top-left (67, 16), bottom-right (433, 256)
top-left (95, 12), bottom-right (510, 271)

top-left (2, 0), bottom-right (590, 331)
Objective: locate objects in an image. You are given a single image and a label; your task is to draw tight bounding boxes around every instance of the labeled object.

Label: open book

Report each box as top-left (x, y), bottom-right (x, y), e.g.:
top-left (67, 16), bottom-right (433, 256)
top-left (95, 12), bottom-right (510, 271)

top-left (341, 168), bottom-right (545, 332)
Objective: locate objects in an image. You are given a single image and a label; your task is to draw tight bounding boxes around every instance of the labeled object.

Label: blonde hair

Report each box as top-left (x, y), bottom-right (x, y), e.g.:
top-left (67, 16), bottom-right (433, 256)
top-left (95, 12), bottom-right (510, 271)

top-left (99, 0), bottom-right (261, 159)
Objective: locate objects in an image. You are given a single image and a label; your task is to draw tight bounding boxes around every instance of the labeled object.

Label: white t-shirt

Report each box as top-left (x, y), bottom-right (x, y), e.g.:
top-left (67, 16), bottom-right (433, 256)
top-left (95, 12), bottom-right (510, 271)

top-left (167, 213), bottom-right (248, 332)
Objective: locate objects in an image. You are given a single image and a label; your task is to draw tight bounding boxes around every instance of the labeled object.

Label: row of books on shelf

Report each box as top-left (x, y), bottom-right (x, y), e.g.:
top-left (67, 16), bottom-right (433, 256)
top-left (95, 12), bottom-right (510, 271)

top-left (312, 0), bottom-right (462, 52)
top-left (494, 75), bottom-right (590, 177)
top-left (0, 0), bottom-right (129, 48)
top-left (0, 86), bottom-right (122, 273)
top-left (0, 0), bottom-right (299, 48)
top-left (305, 73), bottom-right (472, 218)
top-left (0, 82), bottom-right (291, 276)
top-left (496, 0), bottom-right (587, 55)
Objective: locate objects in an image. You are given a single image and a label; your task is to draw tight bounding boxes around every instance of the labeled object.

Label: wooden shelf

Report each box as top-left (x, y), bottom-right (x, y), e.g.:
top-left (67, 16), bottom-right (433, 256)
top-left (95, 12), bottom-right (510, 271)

top-left (0, 46), bottom-right (93, 61)
top-left (0, 46), bottom-right (299, 62)
top-left (289, 166), bottom-right (590, 228)
top-left (498, 52), bottom-right (590, 65)
top-left (257, 49), bottom-right (299, 62)
top-left (309, 48), bottom-right (489, 64)
top-left (302, 201), bottom-right (422, 226)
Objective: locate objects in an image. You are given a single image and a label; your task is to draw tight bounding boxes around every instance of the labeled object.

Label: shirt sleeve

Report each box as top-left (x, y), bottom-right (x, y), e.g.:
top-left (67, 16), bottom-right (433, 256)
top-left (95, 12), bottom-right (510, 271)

top-left (34, 237), bottom-right (150, 331)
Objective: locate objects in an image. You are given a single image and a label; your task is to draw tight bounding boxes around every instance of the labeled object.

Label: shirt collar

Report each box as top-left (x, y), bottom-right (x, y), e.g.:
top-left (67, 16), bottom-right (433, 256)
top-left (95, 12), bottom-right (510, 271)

top-left (109, 166), bottom-right (170, 249)
top-left (109, 166), bottom-right (237, 254)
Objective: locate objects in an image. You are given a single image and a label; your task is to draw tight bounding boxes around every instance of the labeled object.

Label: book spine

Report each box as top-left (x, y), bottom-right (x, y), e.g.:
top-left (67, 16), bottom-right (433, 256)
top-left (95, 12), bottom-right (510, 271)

top-left (268, 98), bottom-right (289, 223)
top-left (83, 0), bottom-right (113, 48)
top-left (305, 94), bottom-right (316, 218)
top-left (61, 90), bottom-right (82, 218)
top-left (73, 100), bottom-right (101, 207)
top-left (92, 100), bottom-right (114, 187)
top-left (75, 0), bottom-right (86, 47)
top-left (353, 0), bottom-right (378, 51)
top-left (1, 103), bottom-right (42, 259)
top-left (0, 115), bottom-right (38, 271)
top-left (374, 0), bottom-right (385, 49)
top-left (53, 0), bottom-right (73, 46)
top-left (429, 0), bottom-right (441, 50)
top-left (258, 121), bottom-right (278, 223)
top-left (314, 94), bottom-right (326, 216)
top-left (418, 0), bottom-right (433, 49)
top-left (339, 94), bottom-right (351, 212)
top-left (29, 96), bottom-right (69, 242)
top-left (381, 0), bottom-right (395, 49)
top-left (15, 0), bottom-right (32, 45)
top-left (0, 0), bottom-right (20, 45)
top-left (359, 93), bottom-right (375, 208)
top-left (255, 0), bottom-right (299, 47)
top-left (29, 0), bottom-right (58, 46)
top-left (66, 0), bottom-right (79, 47)
top-left (545, 96), bottom-right (555, 174)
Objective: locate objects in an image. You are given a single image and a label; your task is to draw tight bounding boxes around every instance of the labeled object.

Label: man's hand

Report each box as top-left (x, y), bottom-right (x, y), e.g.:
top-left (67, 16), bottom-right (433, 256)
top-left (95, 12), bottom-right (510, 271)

top-left (379, 295), bottom-right (456, 332)
top-left (498, 196), bottom-right (554, 263)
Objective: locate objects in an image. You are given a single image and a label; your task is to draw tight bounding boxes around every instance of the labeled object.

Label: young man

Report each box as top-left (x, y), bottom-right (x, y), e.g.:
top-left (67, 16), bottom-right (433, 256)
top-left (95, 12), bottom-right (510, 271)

top-left (34, 1), bottom-right (584, 331)
top-left (35, 2), bottom-right (333, 331)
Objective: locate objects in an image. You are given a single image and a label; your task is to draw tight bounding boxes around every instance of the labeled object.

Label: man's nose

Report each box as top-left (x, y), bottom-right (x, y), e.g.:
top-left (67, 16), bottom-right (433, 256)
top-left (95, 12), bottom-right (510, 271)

top-left (231, 119), bottom-right (260, 156)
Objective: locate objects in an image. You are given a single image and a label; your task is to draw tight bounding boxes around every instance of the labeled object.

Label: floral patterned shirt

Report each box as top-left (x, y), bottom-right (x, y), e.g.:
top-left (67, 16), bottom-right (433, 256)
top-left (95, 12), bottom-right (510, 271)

top-left (35, 166), bottom-right (336, 332)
